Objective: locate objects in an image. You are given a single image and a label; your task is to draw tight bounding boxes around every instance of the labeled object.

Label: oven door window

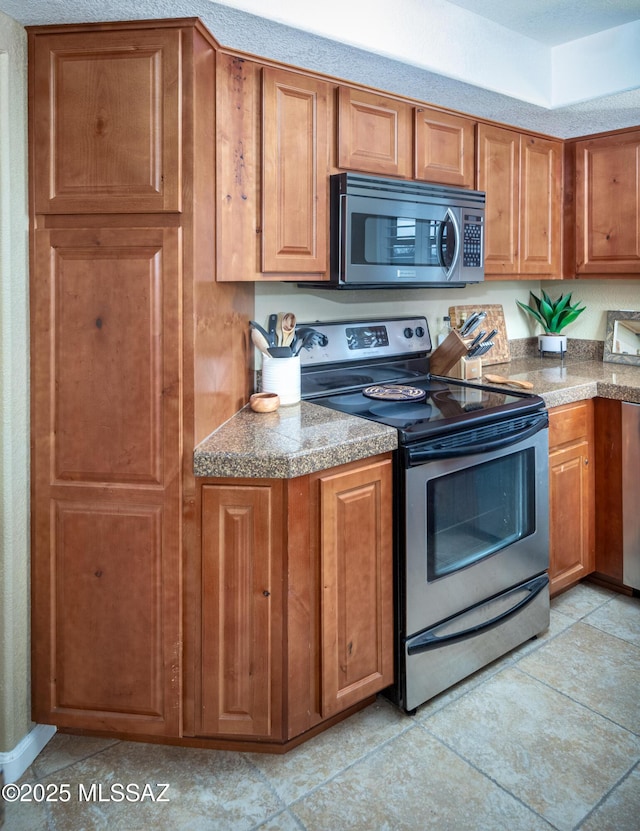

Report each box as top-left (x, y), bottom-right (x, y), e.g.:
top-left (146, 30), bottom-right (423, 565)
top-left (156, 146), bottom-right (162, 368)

top-left (426, 449), bottom-right (535, 580)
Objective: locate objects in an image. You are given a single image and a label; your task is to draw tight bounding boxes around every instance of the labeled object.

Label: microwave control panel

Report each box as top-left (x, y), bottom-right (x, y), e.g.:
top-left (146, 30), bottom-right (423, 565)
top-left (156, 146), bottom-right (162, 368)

top-left (462, 214), bottom-right (484, 268)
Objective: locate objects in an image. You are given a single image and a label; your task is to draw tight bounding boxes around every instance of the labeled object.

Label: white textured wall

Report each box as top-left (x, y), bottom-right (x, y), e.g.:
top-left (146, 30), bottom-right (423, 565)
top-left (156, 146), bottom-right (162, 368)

top-left (255, 278), bottom-right (640, 355)
top-left (540, 279), bottom-right (640, 341)
top-left (0, 11), bottom-right (31, 753)
top-left (256, 281), bottom-right (539, 341)
top-left (552, 21), bottom-right (640, 107)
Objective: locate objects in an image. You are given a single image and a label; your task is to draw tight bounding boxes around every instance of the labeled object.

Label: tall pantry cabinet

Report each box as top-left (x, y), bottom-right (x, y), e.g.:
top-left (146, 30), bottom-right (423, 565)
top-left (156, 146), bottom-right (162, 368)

top-left (28, 20), bottom-right (252, 735)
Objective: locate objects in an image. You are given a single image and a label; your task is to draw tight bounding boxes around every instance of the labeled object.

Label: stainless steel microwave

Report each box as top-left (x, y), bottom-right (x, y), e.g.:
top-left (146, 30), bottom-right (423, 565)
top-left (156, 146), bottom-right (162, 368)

top-left (323, 173), bottom-right (485, 289)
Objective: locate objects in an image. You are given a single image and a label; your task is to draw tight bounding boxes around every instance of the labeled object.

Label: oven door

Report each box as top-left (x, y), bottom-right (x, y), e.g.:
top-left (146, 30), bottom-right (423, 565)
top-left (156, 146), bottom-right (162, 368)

top-left (402, 415), bottom-right (549, 636)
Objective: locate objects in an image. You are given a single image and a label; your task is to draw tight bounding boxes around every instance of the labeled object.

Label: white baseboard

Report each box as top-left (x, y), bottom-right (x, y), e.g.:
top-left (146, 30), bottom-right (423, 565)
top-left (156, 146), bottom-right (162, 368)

top-left (0, 724), bottom-right (56, 784)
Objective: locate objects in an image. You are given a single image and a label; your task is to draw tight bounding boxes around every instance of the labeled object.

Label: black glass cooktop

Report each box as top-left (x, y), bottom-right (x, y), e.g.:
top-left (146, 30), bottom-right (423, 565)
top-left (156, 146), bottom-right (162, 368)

top-left (310, 376), bottom-right (544, 444)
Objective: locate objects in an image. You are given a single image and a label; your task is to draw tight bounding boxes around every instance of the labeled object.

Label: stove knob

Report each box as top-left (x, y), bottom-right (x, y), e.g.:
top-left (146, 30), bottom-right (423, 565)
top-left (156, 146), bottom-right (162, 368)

top-left (415, 326), bottom-right (425, 339)
top-left (403, 327), bottom-right (414, 339)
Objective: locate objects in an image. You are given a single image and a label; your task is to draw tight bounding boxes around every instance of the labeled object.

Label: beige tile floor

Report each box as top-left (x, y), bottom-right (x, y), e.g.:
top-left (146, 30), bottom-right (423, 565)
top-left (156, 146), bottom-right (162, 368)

top-left (6, 581), bottom-right (640, 831)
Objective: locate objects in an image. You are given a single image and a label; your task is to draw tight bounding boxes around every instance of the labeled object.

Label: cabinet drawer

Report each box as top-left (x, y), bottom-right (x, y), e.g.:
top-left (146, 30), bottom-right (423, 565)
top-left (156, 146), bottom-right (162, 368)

top-left (548, 401), bottom-right (591, 448)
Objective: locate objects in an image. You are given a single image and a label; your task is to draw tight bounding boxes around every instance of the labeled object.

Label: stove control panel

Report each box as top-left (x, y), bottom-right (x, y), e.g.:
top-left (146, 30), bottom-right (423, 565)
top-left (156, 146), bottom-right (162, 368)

top-left (299, 317), bottom-right (431, 366)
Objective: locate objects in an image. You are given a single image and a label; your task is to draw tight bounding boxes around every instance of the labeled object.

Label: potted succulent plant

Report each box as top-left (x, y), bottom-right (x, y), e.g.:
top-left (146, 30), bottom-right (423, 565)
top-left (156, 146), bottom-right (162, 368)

top-left (516, 290), bottom-right (586, 354)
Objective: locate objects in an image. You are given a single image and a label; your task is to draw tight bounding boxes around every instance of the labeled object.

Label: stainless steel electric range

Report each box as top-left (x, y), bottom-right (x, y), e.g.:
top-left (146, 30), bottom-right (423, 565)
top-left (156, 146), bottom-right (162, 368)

top-left (299, 316), bottom-right (550, 713)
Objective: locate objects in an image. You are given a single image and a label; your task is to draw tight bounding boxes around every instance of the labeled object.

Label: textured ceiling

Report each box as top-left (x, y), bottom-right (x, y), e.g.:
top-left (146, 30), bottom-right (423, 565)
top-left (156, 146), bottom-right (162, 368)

top-left (1, 0), bottom-right (639, 138)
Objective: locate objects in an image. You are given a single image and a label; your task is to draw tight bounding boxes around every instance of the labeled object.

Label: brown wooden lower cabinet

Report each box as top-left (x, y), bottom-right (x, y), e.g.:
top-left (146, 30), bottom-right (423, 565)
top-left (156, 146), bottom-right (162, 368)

top-left (191, 454), bottom-right (394, 745)
top-left (547, 401), bottom-right (595, 595)
top-left (593, 398), bottom-right (625, 586)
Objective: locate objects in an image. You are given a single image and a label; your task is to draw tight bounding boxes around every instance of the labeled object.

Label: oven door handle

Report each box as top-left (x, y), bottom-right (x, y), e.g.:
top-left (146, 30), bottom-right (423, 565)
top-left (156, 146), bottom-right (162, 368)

top-left (406, 574), bottom-right (549, 656)
top-left (406, 415), bottom-right (547, 464)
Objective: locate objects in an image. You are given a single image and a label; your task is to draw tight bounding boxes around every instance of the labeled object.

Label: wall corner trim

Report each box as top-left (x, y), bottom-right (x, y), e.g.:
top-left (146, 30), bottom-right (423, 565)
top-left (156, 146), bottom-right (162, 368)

top-left (0, 724), bottom-right (56, 784)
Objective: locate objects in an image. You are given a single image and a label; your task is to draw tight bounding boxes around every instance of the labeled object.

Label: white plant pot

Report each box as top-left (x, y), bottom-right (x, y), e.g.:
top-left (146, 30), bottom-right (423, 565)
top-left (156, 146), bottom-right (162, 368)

top-left (538, 334), bottom-right (567, 353)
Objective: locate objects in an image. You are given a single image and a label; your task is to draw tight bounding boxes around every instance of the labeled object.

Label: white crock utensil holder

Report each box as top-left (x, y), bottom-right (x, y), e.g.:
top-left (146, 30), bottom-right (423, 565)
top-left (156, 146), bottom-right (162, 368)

top-left (261, 355), bottom-right (301, 405)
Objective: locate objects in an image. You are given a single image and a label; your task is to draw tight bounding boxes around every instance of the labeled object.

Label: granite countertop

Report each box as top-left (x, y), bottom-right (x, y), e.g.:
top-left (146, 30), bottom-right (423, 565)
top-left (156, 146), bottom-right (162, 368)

top-left (194, 400), bottom-right (398, 479)
top-left (194, 353), bottom-right (640, 480)
top-left (482, 356), bottom-right (640, 408)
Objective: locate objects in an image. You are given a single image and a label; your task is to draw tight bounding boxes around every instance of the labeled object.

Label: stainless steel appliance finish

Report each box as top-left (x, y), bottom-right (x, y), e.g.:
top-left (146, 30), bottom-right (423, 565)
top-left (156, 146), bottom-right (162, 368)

top-left (300, 316), bottom-right (550, 713)
top-left (404, 424), bottom-right (549, 635)
top-left (314, 173), bottom-right (485, 289)
top-left (622, 402), bottom-right (640, 590)
top-left (404, 575), bottom-right (549, 708)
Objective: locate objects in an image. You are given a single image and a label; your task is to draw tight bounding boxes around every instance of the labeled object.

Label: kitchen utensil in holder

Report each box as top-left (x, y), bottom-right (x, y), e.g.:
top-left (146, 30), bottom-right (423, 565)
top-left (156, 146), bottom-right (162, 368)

top-left (261, 355), bottom-right (301, 405)
top-left (429, 329), bottom-right (468, 376)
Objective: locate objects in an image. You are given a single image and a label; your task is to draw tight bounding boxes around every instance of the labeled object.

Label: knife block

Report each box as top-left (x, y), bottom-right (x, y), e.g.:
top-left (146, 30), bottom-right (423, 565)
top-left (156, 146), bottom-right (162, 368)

top-left (429, 329), bottom-right (468, 376)
top-left (448, 356), bottom-right (483, 381)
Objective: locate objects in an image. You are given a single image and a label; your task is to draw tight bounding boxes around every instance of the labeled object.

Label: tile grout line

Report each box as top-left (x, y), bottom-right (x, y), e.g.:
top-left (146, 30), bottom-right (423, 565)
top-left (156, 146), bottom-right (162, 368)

top-left (260, 720), bottom-right (420, 816)
top-left (512, 663), bottom-right (640, 739)
top-left (415, 719), bottom-right (561, 831)
top-left (29, 738), bottom-right (122, 783)
top-left (570, 760), bottom-right (640, 831)
top-left (580, 618), bottom-right (640, 652)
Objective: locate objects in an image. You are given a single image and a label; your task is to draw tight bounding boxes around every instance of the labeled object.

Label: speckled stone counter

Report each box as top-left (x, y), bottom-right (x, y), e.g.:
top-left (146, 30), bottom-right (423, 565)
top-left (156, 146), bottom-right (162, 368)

top-left (194, 400), bottom-right (397, 479)
top-left (194, 353), bottom-right (640, 480)
top-left (480, 355), bottom-right (640, 408)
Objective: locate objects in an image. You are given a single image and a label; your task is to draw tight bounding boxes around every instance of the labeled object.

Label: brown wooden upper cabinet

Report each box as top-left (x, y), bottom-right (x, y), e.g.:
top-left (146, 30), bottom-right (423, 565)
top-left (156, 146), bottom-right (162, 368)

top-left (30, 28), bottom-right (182, 214)
top-left (414, 109), bottom-right (475, 188)
top-left (262, 68), bottom-right (329, 274)
top-left (216, 56), bottom-right (329, 280)
top-left (337, 86), bottom-right (412, 178)
top-left (477, 124), bottom-right (562, 278)
top-left (575, 129), bottom-right (640, 276)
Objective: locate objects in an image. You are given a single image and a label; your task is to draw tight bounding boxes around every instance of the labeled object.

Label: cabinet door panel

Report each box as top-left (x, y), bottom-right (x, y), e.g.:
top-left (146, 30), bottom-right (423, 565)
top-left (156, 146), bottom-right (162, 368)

top-left (54, 501), bottom-right (164, 716)
top-left (519, 136), bottom-right (562, 276)
top-left (34, 228), bottom-right (180, 487)
top-left (31, 226), bottom-right (182, 735)
top-left (317, 459), bottom-right (393, 717)
top-left (32, 29), bottom-right (181, 213)
top-left (262, 68), bottom-right (328, 274)
top-left (477, 124), bottom-right (519, 275)
top-left (549, 441), bottom-right (592, 593)
top-left (216, 54), bottom-right (261, 282)
top-left (199, 484), bottom-right (282, 738)
top-left (415, 109), bottom-right (475, 188)
top-left (338, 87), bottom-right (412, 178)
top-left (548, 401), bottom-right (594, 596)
top-left (576, 131), bottom-right (640, 274)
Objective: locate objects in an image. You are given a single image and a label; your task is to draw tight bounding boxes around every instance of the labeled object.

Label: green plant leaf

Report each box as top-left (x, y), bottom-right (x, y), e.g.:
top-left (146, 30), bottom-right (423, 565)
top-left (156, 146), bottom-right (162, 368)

top-left (553, 294), bottom-right (572, 315)
top-left (539, 297), bottom-right (555, 322)
top-left (541, 289), bottom-right (554, 307)
top-left (530, 292), bottom-right (543, 314)
top-left (516, 299), bottom-right (546, 329)
top-left (555, 306), bottom-right (586, 331)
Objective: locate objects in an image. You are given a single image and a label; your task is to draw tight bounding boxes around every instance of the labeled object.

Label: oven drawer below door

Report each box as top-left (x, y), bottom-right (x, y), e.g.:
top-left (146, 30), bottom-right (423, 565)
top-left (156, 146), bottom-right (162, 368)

top-left (403, 574), bottom-right (549, 712)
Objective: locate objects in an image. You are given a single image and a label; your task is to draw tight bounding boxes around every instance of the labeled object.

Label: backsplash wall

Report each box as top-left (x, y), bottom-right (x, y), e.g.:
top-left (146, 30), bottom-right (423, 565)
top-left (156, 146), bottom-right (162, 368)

top-left (255, 279), bottom-right (640, 346)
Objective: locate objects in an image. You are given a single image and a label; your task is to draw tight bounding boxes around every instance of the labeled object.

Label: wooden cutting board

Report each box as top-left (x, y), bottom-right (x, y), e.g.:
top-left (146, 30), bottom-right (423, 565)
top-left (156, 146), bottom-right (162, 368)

top-left (448, 304), bottom-right (510, 366)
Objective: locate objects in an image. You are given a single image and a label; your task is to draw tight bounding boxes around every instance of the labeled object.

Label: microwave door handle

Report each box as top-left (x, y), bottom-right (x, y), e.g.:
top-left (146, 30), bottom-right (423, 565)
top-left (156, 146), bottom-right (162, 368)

top-left (339, 193), bottom-right (349, 281)
top-left (437, 209), bottom-right (460, 280)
